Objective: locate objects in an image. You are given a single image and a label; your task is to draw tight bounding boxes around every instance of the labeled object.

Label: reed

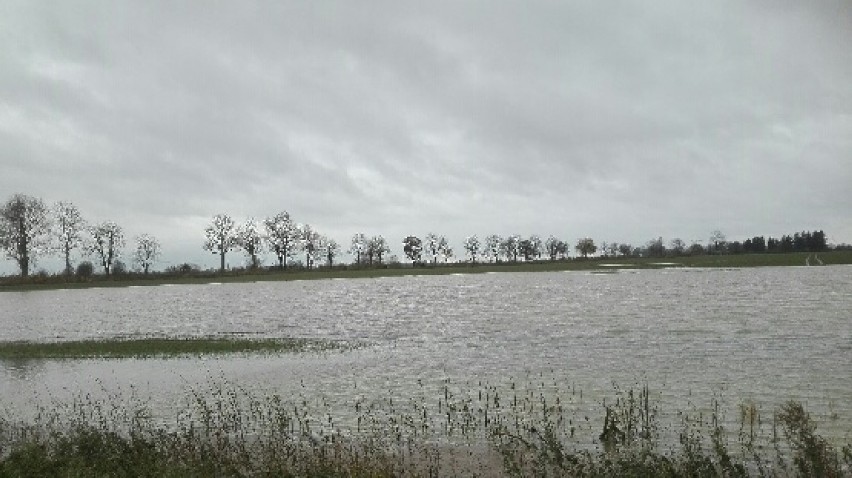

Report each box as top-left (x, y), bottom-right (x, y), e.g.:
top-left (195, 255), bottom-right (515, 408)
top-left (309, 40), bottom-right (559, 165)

top-left (1, 380), bottom-right (850, 477)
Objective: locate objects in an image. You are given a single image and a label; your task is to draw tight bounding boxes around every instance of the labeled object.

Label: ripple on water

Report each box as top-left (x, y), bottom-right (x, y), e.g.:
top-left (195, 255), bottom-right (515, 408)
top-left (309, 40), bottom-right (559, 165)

top-left (1, 267), bottom-right (851, 442)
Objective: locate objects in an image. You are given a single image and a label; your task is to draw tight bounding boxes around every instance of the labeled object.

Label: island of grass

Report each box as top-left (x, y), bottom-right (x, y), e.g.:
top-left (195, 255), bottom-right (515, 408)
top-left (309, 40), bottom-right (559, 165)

top-left (0, 336), bottom-right (348, 359)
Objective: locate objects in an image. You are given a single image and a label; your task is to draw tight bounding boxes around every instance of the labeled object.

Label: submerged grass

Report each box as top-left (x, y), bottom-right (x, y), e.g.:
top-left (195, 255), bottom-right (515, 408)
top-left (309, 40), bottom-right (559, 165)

top-left (1, 380), bottom-right (850, 477)
top-left (0, 337), bottom-right (346, 359)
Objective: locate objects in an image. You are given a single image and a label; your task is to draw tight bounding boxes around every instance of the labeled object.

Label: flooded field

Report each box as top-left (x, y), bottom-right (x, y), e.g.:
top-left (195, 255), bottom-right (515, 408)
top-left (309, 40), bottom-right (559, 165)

top-left (2, 266), bottom-right (851, 446)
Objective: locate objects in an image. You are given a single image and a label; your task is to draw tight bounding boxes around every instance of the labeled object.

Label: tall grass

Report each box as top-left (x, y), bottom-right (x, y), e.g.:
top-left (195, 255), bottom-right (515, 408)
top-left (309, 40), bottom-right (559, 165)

top-left (1, 380), bottom-right (850, 477)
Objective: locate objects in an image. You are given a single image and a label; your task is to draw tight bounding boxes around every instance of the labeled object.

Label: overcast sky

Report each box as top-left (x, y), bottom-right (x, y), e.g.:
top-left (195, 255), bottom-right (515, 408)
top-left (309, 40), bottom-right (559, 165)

top-left (2, 1), bottom-right (851, 273)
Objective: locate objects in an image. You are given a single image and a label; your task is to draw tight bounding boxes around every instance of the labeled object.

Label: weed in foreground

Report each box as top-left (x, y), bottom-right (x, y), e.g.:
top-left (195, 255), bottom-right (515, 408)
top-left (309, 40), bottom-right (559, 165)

top-left (0, 381), bottom-right (850, 477)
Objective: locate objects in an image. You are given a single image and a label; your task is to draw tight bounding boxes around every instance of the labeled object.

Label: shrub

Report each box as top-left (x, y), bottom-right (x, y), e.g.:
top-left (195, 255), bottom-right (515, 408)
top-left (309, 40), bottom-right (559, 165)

top-left (165, 263), bottom-right (200, 275)
top-left (76, 261), bottom-right (94, 279)
top-left (112, 260), bottom-right (127, 276)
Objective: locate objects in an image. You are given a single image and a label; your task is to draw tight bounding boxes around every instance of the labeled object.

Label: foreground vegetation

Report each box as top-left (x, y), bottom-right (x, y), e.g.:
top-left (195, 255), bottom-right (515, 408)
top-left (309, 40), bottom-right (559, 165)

top-left (0, 381), bottom-right (849, 477)
top-left (0, 337), bottom-right (347, 359)
top-left (3, 250), bottom-right (852, 293)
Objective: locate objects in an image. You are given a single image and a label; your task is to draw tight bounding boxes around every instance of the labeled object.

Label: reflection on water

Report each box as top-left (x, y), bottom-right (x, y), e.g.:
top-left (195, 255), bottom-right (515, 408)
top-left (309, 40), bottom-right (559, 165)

top-left (1, 267), bottom-right (851, 441)
top-left (1, 357), bottom-right (47, 381)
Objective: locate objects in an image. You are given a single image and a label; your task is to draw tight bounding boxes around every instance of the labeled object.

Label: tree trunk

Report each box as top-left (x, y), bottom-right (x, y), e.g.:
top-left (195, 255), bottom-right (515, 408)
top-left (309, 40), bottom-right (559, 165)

top-left (220, 251), bottom-right (226, 272)
top-left (19, 256), bottom-right (29, 277)
top-left (64, 244), bottom-right (73, 275)
top-left (17, 218), bottom-right (29, 277)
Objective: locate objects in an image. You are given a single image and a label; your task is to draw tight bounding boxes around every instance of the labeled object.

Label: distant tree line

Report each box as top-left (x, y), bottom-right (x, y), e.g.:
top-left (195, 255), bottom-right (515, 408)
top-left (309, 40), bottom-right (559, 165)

top-left (597, 229), bottom-right (829, 259)
top-left (0, 193), bottom-right (160, 278)
top-left (0, 193), bottom-right (838, 279)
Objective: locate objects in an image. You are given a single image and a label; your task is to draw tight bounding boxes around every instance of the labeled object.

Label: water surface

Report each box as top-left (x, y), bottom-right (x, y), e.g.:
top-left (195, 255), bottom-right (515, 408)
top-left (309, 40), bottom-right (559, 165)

top-left (2, 266), bottom-right (850, 441)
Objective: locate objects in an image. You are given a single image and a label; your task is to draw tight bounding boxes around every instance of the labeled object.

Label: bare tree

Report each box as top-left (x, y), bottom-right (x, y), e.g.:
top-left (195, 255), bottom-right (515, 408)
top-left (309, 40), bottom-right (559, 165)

top-left (53, 201), bottom-right (86, 275)
top-left (203, 214), bottom-right (238, 272)
top-left (463, 235), bottom-right (481, 264)
top-left (319, 236), bottom-right (340, 267)
top-left (557, 240), bottom-right (569, 259)
top-left (529, 235), bottom-right (543, 260)
top-left (134, 234), bottom-right (160, 275)
top-left (438, 236), bottom-right (452, 263)
top-left (545, 236), bottom-right (561, 261)
top-left (607, 242), bottom-right (619, 258)
top-left (709, 230), bottom-right (727, 254)
top-left (575, 237), bottom-right (597, 258)
top-left (300, 224), bottom-right (320, 269)
top-left (669, 238), bottom-right (686, 256)
top-left (368, 235), bottom-right (390, 265)
top-left (403, 235), bottom-right (422, 265)
top-left (443, 245), bottom-right (454, 263)
top-left (90, 221), bottom-right (125, 276)
top-left (518, 238), bottom-right (534, 261)
top-left (424, 233), bottom-right (440, 264)
top-left (0, 194), bottom-right (50, 277)
top-left (545, 237), bottom-right (570, 260)
top-left (484, 234), bottom-right (501, 263)
top-left (264, 211), bottom-right (298, 269)
top-left (350, 233), bottom-right (367, 265)
top-left (237, 218), bottom-right (263, 269)
top-left (646, 237), bottom-right (665, 257)
top-left (519, 235), bottom-right (542, 261)
top-left (500, 235), bottom-right (520, 262)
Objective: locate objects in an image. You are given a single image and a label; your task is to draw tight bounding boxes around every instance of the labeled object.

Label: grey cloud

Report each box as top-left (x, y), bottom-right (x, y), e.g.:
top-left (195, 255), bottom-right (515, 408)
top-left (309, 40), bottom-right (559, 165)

top-left (1, 0), bottom-right (850, 272)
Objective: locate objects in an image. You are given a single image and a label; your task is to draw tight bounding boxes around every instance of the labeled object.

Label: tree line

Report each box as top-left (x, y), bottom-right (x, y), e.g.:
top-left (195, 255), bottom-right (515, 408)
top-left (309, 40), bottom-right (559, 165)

top-left (203, 212), bottom-right (344, 271)
top-left (623, 229), bottom-right (829, 259)
top-left (0, 194), bottom-right (159, 278)
top-left (203, 215), bottom-right (587, 271)
top-left (0, 193), bottom-right (836, 279)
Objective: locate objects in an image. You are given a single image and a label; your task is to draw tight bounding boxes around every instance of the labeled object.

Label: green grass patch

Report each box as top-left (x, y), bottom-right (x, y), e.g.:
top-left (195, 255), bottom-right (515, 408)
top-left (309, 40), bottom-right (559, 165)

top-left (0, 337), bottom-right (346, 359)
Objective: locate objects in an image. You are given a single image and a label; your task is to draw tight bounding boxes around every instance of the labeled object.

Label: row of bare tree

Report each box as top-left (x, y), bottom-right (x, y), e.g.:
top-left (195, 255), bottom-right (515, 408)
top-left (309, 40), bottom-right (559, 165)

top-left (400, 234), bottom-right (589, 264)
top-left (0, 194), bottom-right (159, 277)
top-left (201, 213), bottom-right (593, 272)
top-left (0, 193), bottom-right (606, 277)
top-left (5, 194), bottom-right (828, 279)
top-left (202, 212), bottom-right (342, 271)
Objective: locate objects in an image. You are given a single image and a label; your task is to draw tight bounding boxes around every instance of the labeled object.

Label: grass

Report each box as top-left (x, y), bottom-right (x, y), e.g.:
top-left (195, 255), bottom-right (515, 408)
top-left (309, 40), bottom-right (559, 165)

top-left (1, 380), bottom-right (850, 477)
top-left (3, 250), bottom-right (852, 293)
top-left (0, 337), bottom-right (348, 359)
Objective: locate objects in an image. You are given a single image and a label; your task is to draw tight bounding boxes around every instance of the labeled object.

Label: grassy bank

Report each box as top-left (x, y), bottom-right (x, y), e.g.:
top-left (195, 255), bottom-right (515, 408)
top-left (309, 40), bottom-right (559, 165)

top-left (3, 250), bottom-right (852, 293)
top-left (0, 337), bottom-right (348, 359)
top-left (1, 382), bottom-right (849, 477)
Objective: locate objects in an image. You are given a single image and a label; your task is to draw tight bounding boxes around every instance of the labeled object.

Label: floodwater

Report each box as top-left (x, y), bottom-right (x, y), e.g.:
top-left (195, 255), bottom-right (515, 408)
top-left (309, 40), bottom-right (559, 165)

top-left (1, 266), bottom-right (851, 442)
